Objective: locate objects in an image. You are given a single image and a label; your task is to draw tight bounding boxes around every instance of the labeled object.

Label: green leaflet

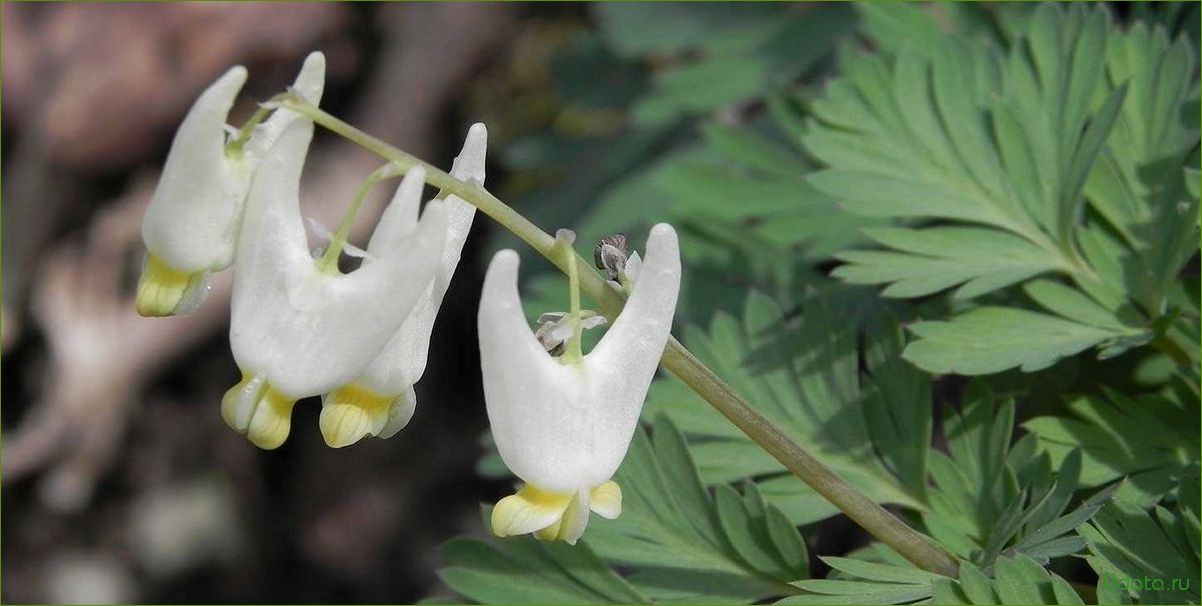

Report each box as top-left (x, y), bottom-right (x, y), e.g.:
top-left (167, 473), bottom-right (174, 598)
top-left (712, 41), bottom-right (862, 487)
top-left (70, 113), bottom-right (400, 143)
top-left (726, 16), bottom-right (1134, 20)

top-left (902, 307), bottom-right (1146, 375)
top-left (778, 551), bottom-right (1087, 605)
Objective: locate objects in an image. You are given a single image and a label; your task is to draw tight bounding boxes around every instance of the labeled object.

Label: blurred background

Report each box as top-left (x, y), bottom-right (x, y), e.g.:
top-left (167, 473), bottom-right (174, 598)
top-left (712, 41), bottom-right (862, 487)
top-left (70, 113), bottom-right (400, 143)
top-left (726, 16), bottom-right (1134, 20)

top-left (3, 2), bottom-right (1198, 604)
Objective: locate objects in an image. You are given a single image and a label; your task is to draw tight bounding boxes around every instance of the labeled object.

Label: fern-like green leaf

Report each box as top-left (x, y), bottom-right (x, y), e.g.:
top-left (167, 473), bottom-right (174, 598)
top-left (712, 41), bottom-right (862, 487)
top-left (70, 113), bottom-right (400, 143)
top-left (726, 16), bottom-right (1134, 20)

top-left (808, 3), bottom-right (1198, 375)
top-left (1080, 477), bottom-right (1201, 605)
top-left (1023, 380), bottom-right (1201, 506)
top-left (442, 418), bottom-right (808, 604)
top-left (584, 417), bottom-right (806, 603)
top-left (644, 292), bottom-right (929, 525)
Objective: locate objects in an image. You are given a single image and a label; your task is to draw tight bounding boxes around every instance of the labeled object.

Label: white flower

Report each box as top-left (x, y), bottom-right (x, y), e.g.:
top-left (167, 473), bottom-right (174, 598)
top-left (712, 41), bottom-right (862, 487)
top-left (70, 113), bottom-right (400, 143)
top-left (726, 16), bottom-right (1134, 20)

top-left (137, 52), bottom-right (326, 317)
top-left (319, 124), bottom-right (488, 448)
top-left (221, 119), bottom-right (448, 450)
top-left (479, 224), bottom-right (681, 544)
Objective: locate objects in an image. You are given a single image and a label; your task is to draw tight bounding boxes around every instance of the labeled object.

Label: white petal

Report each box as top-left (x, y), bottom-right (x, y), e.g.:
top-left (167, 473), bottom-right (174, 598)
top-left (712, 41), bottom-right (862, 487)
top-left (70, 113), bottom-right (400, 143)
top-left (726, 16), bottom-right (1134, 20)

top-left (355, 125), bottom-right (489, 398)
top-left (479, 251), bottom-right (644, 492)
top-left (479, 225), bottom-right (680, 493)
top-left (377, 384), bottom-right (418, 439)
top-left (230, 121), bottom-right (447, 398)
top-left (245, 51), bottom-right (326, 162)
top-left (141, 66), bottom-right (248, 273)
top-left (364, 167), bottom-right (424, 258)
top-left (589, 223), bottom-right (680, 395)
top-left (623, 251), bottom-right (642, 284)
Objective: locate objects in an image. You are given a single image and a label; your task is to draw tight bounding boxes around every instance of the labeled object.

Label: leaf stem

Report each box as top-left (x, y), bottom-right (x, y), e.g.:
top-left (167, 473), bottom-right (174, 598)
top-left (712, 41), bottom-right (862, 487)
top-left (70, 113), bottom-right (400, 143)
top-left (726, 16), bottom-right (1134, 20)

top-left (282, 95), bottom-right (960, 578)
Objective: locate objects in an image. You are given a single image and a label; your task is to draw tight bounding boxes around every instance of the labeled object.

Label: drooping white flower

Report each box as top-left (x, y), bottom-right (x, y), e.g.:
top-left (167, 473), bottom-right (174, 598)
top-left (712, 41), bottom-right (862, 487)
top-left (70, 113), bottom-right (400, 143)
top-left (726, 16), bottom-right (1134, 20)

top-left (137, 52), bottom-right (326, 317)
top-left (221, 119), bottom-right (448, 450)
top-left (319, 124), bottom-right (488, 448)
top-left (479, 224), bottom-right (681, 544)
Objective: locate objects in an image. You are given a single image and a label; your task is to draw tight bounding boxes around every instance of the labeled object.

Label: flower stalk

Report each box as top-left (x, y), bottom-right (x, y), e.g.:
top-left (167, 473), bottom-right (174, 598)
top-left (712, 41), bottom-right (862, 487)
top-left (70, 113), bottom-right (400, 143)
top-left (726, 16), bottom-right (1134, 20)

top-left (316, 162), bottom-right (399, 273)
top-left (279, 94), bottom-right (960, 577)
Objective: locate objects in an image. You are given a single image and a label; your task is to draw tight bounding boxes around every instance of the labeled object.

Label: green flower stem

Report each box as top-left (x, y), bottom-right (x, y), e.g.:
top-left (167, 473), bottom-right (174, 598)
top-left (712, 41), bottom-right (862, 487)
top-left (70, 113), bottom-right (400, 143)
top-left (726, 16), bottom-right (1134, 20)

top-left (315, 162), bottom-right (399, 274)
top-left (560, 233), bottom-right (585, 363)
top-left (282, 95), bottom-right (960, 578)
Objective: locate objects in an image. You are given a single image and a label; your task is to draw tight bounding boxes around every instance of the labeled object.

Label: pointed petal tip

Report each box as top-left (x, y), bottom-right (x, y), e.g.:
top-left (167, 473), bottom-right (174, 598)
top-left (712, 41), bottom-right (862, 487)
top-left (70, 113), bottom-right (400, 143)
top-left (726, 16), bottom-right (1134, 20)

top-left (404, 165), bottom-right (428, 186)
top-left (649, 222), bottom-right (678, 244)
top-left (488, 249), bottom-right (521, 275)
top-left (466, 123), bottom-right (488, 146)
top-left (194, 65), bottom-right (247, 115)
top-left (452, 124), bottom-right (488, 183)
top-left (219, 64), bottom-right (249, 89)
top-left (293, 51), bottom-right (326, 104)
top-left (302, 50), bottom-right (326, 68)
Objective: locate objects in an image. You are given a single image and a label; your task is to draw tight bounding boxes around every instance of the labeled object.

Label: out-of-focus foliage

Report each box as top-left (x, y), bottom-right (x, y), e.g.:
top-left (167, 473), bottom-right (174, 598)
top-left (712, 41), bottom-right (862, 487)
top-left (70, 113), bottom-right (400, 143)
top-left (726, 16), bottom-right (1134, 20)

top-left (442, 3), bottom-right (1200, 604)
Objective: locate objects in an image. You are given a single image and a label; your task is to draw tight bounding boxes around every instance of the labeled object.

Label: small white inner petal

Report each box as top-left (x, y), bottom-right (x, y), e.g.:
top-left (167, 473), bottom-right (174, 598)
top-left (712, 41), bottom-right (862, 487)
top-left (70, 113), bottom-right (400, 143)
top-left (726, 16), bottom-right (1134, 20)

top-left (581, 315), bottom-right (607, 329)
top-left (624, 252), bottom-right (642, 283)
top-left (546, 322), bottom-right (575, 344)
top-left (222, 124), bottom-right (240, 140)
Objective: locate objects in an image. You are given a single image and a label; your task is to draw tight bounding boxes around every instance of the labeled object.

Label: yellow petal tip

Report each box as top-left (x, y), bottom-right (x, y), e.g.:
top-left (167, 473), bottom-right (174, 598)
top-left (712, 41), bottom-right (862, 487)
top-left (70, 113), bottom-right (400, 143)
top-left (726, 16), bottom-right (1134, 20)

top-left (319, 403), bottom-right (372, 448)
top-left (135, 254), bottom-right (209, 317)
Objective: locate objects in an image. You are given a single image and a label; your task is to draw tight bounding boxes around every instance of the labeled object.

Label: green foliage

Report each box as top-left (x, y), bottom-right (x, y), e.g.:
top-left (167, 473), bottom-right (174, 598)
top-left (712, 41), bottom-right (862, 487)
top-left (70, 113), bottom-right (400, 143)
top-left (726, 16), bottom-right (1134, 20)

top-left (438, 532), bottom-right (650, 604)
top-left (644, 292), bottom-right (929, 525)
top-left (1023, 379), bottom-right (1201, 506)
top-left (443, 419), bottom-right (808, 604)
top-left (448, 4), bottom-right (1201, 604)
top-left (778, 552), bottom-right (1089, 605)
top-left (932, 556), bottom-right (1087, 605)
top-left (1081, 478), bottom-right (1201, 604)
top-left (780, 556), bottom-right (944, 605)
top-left (920, 384), bottom-right (1117, 567)
top-left (807, 3), bottom-right (1199, 374)
top-left (593, 4), bottom-right (856, 126)
top-left (586, 418), bottom-right (806, 603)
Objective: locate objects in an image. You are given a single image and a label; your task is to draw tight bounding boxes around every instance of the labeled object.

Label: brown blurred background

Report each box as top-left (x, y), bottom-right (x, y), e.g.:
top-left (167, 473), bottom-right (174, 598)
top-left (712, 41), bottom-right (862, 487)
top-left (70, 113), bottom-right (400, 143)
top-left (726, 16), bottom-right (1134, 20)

top-left (0, 3), bottom-right (569, 602)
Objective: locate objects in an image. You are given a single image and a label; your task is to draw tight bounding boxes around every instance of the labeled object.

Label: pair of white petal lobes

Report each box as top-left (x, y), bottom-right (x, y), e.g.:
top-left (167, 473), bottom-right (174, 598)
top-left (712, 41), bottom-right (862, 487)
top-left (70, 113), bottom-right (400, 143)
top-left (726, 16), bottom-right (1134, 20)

top-left (224, 119), bottom-right (448, 449)
top-left (137, 52), bottom-right (326, 316)
top-left (320, 124), bottom-right (488, 448)
top-left (480, 224), bottom-right (681, 540)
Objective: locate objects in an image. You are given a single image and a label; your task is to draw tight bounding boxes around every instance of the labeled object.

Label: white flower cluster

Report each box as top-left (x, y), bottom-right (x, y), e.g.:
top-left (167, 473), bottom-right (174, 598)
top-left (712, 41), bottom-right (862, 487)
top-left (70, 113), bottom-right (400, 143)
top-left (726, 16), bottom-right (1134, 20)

top-left (139, 52), bottom-right (681, 544)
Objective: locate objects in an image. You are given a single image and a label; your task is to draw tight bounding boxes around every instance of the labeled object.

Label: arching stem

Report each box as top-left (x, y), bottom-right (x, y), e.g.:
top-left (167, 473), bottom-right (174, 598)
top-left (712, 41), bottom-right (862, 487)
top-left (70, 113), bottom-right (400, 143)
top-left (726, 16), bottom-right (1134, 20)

top-left (280, 94), bottom-right (960, 578)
